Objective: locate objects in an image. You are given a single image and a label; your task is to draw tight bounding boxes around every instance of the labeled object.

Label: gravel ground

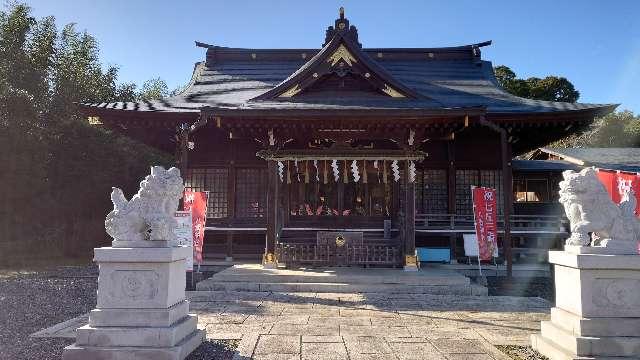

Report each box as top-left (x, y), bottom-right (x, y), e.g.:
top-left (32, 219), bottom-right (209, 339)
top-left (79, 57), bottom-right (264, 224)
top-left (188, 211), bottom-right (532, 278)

top-left (0, 264), bottom-right (98, 360)
top-left (496, 345), bottom-right (549, 360)
top-left (0, 264), bottom-right (234, 360)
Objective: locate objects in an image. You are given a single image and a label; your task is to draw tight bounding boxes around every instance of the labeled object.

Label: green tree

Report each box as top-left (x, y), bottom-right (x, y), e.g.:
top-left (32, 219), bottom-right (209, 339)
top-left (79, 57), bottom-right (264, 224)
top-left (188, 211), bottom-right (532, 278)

top-left (493, 65), bottom-right (580, 102)
top-left (550, 110), bottom-right (640, 148)
top-left (138, 77), bottom-right (168, 101)
top-left (0, 2), bottom-right (170, 262)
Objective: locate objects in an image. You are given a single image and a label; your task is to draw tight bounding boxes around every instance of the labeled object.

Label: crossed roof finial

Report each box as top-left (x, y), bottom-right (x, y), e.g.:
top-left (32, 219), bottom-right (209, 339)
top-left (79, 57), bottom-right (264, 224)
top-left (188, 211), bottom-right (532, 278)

top-left (339, 7), bottom-right (345, 19)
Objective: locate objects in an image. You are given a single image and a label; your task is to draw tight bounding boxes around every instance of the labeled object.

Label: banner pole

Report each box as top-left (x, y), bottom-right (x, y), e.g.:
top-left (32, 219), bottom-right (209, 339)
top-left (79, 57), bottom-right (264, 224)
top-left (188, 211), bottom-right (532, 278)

top-left (472, 186), bottom-right (482, 276)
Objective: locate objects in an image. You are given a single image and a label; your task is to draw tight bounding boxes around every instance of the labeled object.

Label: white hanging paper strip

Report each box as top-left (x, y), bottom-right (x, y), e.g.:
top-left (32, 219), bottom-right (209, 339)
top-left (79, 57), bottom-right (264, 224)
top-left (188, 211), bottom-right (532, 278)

top-left (391, 160), bottom-right (400, 182)
top-left (373, 160), bottom-right (379, 169)
top-left (351, 160), bottom-right (360, 182)
top-left (313, 160), bottom-right (319, 182)
top-left (331, 160), bottom-right (339, 182)
top-left (409, 161), bottom-right (416, 183)
top-left (277, 161), bottom-right (284, 182)
top-left (294, 160), bottom-right (300, 182)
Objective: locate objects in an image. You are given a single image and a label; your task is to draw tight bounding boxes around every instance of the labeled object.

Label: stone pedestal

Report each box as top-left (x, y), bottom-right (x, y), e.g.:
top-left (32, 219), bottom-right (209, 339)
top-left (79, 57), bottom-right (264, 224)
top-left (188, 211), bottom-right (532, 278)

top-left (531, 250), bottom-right (640, 360)
top-left (63, 246), bottom-right (204, 360)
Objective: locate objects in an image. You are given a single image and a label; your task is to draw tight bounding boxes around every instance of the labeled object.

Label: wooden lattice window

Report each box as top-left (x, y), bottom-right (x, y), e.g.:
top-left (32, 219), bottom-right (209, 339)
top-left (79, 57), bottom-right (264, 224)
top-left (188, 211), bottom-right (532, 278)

top-left (422, 169), bottom-right (448, 213)
top-left (480, 170), bottom-right (503, 213)
top-left (455, 169), bottom-right (503, 215)
top-left (236, 168), bottom-right (266, 218)
top-left (455, 170), bottom-right (478, 215)
top-left (184, 168), bottom-right (228, 218)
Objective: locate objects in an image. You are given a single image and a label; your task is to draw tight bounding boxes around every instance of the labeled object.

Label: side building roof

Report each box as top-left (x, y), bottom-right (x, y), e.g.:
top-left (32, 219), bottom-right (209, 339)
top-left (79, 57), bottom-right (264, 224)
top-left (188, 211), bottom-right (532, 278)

top-left (533, 147), bottom-right (640, 173)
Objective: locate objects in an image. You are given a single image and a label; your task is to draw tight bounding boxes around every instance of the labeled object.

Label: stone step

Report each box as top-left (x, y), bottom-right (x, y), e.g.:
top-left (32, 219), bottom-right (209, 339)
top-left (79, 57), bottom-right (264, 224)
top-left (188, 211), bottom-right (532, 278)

top-left (550, 307), bottom-right (640, 337)
top-left (196, 280), bottom-right (477, 295)
top-left (76, 315), bottom-right (198, 348)
top-left (540, 320), bottom-right (640, 357)
top-left (64, 328), bottom-right (205, 360)
top-left (209, 273), bottom-right (469, 285)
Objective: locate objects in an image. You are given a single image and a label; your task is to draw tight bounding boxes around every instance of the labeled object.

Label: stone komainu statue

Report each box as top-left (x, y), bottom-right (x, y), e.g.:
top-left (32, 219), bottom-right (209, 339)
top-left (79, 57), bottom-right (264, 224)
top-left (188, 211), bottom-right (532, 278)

top-left (559, 167), bottom-right (640, 253)
top-left (105, 166), bottom-right (183, 244)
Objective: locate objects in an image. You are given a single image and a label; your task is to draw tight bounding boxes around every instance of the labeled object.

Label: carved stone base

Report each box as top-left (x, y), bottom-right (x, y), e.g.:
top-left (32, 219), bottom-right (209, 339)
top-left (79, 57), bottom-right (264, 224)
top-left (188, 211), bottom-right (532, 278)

top-left (531, 250), bottom-right (640, 359)
top-left (63, 246), bottom-right (204, 360)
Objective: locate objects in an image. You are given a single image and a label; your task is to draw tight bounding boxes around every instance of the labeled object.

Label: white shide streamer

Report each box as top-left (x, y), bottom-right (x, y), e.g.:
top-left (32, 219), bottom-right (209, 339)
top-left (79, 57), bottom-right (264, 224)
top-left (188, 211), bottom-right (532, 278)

top-left (331, 160), bottom-right (339, 182)
top-left (277, 161), bottom-right (284, 182)
top-left (351, 160), bottom-right (360, 182)
top-left (313, 160), bottom-right (319, 181)
top-left (408, 161), bottom-right (416, 183)
top-left (391, 160), bottom-right (400, 182)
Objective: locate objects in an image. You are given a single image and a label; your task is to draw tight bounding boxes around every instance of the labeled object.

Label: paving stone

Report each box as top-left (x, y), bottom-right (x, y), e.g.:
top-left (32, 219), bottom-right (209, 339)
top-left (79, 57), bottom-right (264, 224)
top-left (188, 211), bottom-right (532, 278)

top-left (302, 342), bottom-right (348, 359)
top-left (302, 335), bottom-right (344, 343)
top-left (270, 323), bottom-right (339, 336)
top-left (308, 316), bottom-right (371, 326)
top-left (254, 334), bottom-right (301, 355)
top-left (426, 329), bottom-right (482, 340)
top-left (444, 354), bottom-right (494, 360)
top-left (390, 342), bottom-right (443, 360)
top-left (343, 335), bottom-right (394, 354)
top-left (204, 313), bottom-right (249, 324)
top-left (277, 315), bottom-right (310, 324)
top-left (385, 336), bottom-right (430, 343)
top-left (348, 354), bottom-right (398, 360)
top-left (432, 339), bottom-right (487, 354)
top-left (252, 355), bottom-right (301, 360)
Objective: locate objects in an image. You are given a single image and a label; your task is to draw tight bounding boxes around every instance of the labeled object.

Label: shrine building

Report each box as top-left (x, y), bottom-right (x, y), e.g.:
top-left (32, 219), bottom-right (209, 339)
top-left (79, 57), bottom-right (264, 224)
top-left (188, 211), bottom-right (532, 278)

top-left (80, 9), bottom-right (615, 274)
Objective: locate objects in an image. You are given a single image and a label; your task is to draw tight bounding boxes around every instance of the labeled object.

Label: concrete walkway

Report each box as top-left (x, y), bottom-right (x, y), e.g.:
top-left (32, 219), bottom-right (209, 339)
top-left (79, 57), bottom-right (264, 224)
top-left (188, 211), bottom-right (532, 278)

top-left (187, 291), bottom-right (550, 360)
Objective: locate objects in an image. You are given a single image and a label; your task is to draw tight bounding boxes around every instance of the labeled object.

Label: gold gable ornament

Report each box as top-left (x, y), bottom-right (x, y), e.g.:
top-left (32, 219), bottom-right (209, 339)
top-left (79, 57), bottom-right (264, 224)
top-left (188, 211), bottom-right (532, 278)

top-left (327, 44), bottom-right (357, 67)
top-left (279, 84), bottom-right (301, 98)
top-left (382, 84), bottom-right (406, 98)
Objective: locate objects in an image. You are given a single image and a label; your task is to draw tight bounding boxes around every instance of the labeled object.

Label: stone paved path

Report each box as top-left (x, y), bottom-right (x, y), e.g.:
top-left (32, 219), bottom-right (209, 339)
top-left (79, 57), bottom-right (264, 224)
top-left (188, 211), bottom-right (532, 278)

top-left (187, 291), bottom-right (550, 360)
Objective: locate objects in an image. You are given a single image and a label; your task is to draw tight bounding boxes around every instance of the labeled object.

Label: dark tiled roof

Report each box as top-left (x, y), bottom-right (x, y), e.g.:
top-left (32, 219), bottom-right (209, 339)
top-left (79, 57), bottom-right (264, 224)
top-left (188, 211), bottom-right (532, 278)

top-left (511, 159), bottom-right (580, 172)
top-left (539, 147), bottom-right (640, 173)
top-left (81, 44), bottom-right (615, 115)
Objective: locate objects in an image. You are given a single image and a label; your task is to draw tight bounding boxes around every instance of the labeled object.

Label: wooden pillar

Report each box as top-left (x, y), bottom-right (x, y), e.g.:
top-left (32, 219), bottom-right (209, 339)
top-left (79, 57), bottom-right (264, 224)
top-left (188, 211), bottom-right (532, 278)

top-left (176, 124), bottom-right (190, 175)
top-left (447, 140), bottom-right (457, 263)
top-left (500, 131), bottom-right (513, 277)
top-left (264, 160), bottom-right (278, 268)
top-left (404, 160), bottom-right (418, 271)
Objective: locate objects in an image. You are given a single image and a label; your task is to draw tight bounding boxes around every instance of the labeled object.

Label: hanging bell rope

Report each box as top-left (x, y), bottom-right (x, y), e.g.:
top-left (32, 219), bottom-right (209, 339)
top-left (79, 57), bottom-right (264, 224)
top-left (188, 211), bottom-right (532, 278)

top-left (304, 160), bottom-right (310, 184)
top-left (362, 160), bottom-right (368, 184)
top-left (383, 160), bottom-right (388, 184)
top-left (343, 160), bottom-right (349, 184)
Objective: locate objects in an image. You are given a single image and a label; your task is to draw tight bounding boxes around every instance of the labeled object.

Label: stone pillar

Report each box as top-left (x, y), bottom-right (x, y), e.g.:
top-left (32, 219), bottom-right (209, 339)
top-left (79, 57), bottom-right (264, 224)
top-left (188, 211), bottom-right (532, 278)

top-left (531, 249), bottom-right (640, 359)
top-left (63, 246), bottom-right (204, 360)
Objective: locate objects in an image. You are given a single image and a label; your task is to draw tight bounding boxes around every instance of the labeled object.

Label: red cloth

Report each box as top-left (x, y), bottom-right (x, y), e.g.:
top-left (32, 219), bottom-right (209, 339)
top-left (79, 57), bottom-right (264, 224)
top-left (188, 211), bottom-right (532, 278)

top-left (596, 169), bottom-right (640, 217)
top-left (183, 190), bottom-right (208, 264)
top-left (472, 187), bottom-right (498, 261)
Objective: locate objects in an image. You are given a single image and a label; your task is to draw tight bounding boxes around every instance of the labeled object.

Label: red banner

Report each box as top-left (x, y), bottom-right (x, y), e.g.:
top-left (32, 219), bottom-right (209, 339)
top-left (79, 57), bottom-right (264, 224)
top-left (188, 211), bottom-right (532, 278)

top-left (472, 187), bottom-right (498, 261)
top-left (596, 169), bottom-right (640, 217)
top-left (183, 190), bottom-right (208, 264)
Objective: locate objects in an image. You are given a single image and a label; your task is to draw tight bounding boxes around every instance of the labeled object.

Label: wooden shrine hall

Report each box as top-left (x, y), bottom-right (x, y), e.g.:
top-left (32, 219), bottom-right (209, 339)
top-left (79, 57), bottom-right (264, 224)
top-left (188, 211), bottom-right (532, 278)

top-left (81, 8), bottom-right (615, 273)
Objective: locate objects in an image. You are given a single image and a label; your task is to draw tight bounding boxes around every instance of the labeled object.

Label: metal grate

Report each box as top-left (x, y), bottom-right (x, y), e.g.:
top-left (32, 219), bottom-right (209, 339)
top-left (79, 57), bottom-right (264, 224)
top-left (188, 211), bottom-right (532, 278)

top-left (184, 168), bottom-right (228, 218)
top-left (236, 168), bottom-right (266, 218)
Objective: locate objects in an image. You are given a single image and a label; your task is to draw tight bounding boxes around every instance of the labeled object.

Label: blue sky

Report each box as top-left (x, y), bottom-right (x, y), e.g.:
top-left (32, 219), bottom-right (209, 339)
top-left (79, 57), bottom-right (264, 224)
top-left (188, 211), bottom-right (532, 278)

top-left (26, 0), bottom-right (640, 112)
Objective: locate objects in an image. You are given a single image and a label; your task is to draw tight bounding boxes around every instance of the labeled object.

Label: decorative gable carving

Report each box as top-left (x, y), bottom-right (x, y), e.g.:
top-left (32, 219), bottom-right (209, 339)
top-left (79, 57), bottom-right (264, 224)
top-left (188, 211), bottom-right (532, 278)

top-left (252, 8), bottom-right (421, 101)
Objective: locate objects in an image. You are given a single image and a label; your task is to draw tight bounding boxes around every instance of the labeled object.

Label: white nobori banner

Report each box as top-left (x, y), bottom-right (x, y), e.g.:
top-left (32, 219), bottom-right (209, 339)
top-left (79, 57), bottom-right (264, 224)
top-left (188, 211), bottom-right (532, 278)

top-left (173, 211), bottom-right (194, 271)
